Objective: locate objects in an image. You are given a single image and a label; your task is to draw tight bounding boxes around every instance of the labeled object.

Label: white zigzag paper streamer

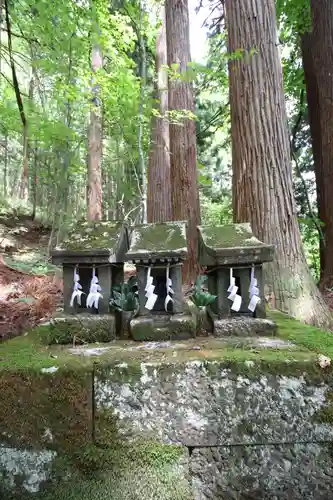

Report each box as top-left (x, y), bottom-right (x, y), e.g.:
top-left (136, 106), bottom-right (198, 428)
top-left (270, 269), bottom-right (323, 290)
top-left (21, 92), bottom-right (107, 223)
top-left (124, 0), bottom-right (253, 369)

top-left (227, 267), bottom-right (242, 312)
top-left (145, 266), bottom-right (157, 310)
top-left (248, 265), bottom-right (261, 312)
top-left (70, 266), bottom-right (84, 307)
top-left (86, 266), bottom-right (103, 309)
top-left (164, 264), bottom-right (174, 311)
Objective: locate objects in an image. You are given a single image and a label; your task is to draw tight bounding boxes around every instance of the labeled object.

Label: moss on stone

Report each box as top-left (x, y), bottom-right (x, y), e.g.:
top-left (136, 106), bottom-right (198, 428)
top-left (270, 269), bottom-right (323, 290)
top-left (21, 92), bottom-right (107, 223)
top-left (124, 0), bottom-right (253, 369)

top-left (131, 315), bottom-right (196, 341)
top-left (198, 223), bottom-right (265, 249)
top-left (0, 443), bottom-right (191, 500)
top-left (55, 220), bottom-right (124, 252)
top-left (0, 369), bottom-right (92, 451)
top-left (47, 315), bottom-right (116, 345)
top-left (126, 221), bottom-right (187, 260)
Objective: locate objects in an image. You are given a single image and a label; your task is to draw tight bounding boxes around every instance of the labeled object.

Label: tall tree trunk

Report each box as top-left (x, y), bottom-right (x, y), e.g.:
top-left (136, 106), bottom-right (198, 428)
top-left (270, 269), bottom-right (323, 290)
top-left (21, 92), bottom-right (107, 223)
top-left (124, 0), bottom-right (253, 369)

top-left (147, 5), bottom-right (172, 223)
top-left (87, 41), bottom-right (103, 221)
top-left (306, 0), bottom-right (333, 290)
top-left (225, 0), bottom-right (332, 328)
top-left (301, 32), bottom-right (326, 285)
top-left (165, 0), bottom-right (201, 283)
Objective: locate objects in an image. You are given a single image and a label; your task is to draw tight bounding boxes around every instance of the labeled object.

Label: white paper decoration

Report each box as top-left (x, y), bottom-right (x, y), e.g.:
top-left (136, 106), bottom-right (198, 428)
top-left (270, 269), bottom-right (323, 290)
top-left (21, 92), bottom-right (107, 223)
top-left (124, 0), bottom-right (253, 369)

top-left (145, 266), bottom-right (158, 310)
top-left (164, 265), bottom-right (174, 311)
top-left (86, 266), bottom-right (103, 309)
top-left (248, 265), bottom-right (261, 312)
top-left (70, 266), bottom-right (84, 307)
top-left (227, 268), bottom-right (242, 312)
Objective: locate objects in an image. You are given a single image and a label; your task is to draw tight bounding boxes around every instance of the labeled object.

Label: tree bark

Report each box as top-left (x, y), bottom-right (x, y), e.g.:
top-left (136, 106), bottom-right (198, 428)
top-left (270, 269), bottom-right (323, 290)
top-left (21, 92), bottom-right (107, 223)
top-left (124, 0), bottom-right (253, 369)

top-left (305, 0), bottom-right (333, 290)
top-left (5, 0), bottom-right (28, 201)
top-left (87, 42), bottom-right (103, 221)
top-left (225, 0), bottom-right (332, 328)
top-left (147, 5), bottom-right (172, 223)
top-left (301, 32), bottom-right (326, 285)
top-left (165, 0), bottom-right (201, 283)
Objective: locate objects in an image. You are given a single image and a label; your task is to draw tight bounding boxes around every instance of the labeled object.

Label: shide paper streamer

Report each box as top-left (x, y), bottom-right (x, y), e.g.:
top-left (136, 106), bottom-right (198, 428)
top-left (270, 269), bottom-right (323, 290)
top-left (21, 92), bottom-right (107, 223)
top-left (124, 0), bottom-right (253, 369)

top-left (145, 266), bottom-right (158, 310)
top-left (227, 268), bottom-right (242, 312)
top-left (164, 264), bottom-right (174, 312)
top-left (248, 265), bottom-right (261, 312)
top-left (70, 266), bottom-right (84, 307)
top-left (86, 266), bottom-right (103, 309)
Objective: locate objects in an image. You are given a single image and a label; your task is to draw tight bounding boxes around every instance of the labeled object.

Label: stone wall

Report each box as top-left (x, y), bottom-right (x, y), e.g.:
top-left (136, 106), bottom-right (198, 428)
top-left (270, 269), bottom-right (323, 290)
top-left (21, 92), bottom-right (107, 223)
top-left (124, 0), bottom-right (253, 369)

top-left (1, 345), bottom-right (333, 499)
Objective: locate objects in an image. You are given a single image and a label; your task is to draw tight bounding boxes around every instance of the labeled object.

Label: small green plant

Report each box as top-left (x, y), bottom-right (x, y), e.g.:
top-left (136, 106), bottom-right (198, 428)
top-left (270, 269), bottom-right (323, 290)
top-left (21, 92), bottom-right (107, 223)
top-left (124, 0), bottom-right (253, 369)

top-left (109, 275), bottom-right (139, 312)
top-left (189, 275), bottom-right (217, 308)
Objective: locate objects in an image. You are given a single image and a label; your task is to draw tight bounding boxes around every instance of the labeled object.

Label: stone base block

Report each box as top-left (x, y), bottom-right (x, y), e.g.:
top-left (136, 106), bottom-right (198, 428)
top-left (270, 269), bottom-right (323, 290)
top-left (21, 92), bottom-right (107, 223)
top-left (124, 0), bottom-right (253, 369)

top-left (48, 313), bottom-right (116, 344)
top-left (130, 313), bottom-right (196, 341)
top-left (190, 444), bottom-right (333, 500)
top-left (211, 316), bottom-right (277, 337)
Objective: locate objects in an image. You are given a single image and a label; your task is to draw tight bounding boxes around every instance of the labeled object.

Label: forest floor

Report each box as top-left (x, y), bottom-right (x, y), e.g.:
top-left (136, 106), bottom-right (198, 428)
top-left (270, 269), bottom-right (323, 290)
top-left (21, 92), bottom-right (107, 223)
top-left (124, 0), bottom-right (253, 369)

top-left (0, 213), bottom-right (332, 342)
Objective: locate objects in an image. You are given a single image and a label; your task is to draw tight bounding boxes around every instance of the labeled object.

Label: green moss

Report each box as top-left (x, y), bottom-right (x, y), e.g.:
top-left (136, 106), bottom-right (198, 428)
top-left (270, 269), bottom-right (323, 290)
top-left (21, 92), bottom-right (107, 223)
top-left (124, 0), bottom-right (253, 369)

top-left (46, 316), bottom-right (116, 345)
top-left (0, 443), bottom-right (190, 500)
top-left (198, 223), bottom-right (264, 249)
top-left (314, 390), bottom-right (333, 425)
top-left (127, 221), bottom-right (187, 258)
top-left (271, 310), bottom-right (333, 355)
top-left (0, 369), bottom-right (92, 451)
top-left (56, 220), bottom-right (124, 252)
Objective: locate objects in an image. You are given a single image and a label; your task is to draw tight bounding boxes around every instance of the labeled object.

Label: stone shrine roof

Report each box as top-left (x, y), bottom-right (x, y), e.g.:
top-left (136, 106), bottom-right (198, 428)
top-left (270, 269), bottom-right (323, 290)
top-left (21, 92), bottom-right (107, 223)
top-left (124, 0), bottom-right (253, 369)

top-left (126, 221), bottom-right (188, 262)
top-left (197, 223), bottom-right (274, 266)
top-left (51, 220), bottom-right (129, 264)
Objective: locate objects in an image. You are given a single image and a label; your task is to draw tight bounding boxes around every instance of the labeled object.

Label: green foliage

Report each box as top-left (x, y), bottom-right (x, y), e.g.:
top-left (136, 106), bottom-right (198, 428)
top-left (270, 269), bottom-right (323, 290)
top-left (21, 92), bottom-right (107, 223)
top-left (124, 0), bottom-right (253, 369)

top-left (109, 275), bottom-right (139, 312)
top-left (189, 275), bottom-right (217, 308)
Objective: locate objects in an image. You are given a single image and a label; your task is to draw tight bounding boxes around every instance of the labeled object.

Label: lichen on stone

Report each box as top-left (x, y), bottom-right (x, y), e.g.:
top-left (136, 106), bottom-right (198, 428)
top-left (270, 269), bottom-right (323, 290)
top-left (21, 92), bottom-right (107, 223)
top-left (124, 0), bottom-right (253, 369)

top-left (126, 221), bottom-right (188, 260)
top-left (54, 220), bottom-right (124, 252)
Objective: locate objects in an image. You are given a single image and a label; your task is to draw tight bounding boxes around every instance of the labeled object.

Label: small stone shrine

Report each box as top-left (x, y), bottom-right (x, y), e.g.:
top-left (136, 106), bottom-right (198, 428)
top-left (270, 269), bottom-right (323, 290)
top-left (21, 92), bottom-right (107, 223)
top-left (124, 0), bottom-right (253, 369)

top-left (126, 221), bottom-right (196, 340)
top-left (197, 223), bottom-right (277, 336)
top-left (51, 220), bottom-right (129, 340)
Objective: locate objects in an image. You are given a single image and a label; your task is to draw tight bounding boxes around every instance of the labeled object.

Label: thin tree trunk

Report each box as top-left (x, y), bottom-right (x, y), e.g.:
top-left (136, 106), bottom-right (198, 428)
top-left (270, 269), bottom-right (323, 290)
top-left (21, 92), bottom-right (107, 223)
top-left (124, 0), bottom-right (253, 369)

top-left (87, 39), bottom-right (103, 221)
top-left (3, 132), bottom-right (7, 197)
top-left (5, 0), bottom-right (28, 201)
top-left (147, 5), bottom-right (172, 223)
top-left (165, 0), bottom-right (201, 283)
top-left (225, 0), bottom-right (332, 328)
top-left (306, 0), bottom-right (333, 290)
top-left (138, 0), bottom-right (147, 223)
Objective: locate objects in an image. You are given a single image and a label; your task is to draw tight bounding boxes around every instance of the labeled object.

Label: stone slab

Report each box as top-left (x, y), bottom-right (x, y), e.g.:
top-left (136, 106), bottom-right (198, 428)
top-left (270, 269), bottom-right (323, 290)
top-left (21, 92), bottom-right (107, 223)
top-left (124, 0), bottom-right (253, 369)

top-left (190, 444), bottom-right (333, 499)
top-left (126, 221), bottom-right (188, 261)
top-left (130, 314), bottom-right (196, 341)
top-left (94, 360), bottom-right (333, 447)
top-left (212, 317), bottom-right (277, 337)
top-left (197, 223), bottom-right (274, 266)
top-left (0, 444), bottom-right (192, 500)
top-left (52, 220), bottom-right (128, 264)
top-left (48, 313), bottom-right (116, 344)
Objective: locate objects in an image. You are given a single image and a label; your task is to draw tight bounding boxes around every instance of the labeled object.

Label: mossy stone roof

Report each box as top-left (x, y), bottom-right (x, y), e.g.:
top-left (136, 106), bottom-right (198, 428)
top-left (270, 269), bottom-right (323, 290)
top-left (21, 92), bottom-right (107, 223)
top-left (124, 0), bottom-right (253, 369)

top-left (52, 220), bottom-right (128, 264)
top-left (126, 221), bottom-right (188, 262)
top-left (198, 223), bottom-right (274, 266)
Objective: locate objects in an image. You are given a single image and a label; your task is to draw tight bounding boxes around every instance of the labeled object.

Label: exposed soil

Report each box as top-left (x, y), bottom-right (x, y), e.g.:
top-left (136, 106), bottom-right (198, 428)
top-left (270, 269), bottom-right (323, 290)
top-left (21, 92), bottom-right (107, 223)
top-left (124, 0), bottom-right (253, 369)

top-left (0, 216), bottom-right (62, 341)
